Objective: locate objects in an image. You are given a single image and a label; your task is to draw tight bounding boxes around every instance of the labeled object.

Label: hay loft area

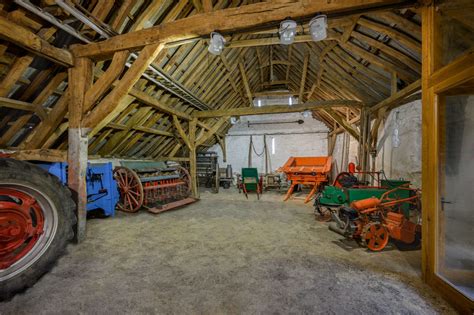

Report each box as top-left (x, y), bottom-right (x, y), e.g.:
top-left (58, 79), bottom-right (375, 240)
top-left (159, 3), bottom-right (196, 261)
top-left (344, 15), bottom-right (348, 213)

top-left (0, 0), bottom-right (473, 313)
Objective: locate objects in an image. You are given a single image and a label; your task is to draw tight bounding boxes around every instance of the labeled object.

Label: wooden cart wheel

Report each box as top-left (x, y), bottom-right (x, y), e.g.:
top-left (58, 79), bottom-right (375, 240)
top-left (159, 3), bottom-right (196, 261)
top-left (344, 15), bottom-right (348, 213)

top-left (362, 222), bottom-right (389, 251)
top-left (113, 167), bottom-right (143, 213)
top-left (176, 165), bottom-right (192, 195)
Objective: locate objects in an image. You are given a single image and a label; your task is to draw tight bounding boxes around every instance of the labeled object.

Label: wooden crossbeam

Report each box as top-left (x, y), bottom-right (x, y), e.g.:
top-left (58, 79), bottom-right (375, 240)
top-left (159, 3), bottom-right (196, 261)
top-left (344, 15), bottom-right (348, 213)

top-left (0, 16), bottom-right (73, 66)
top-left (0, 97), bottom-right (36, 111)
top-left (369, 78), bottom-right (421, 113)
top-left (193, 100), bottom-right (362, 118)
top-left (72, 0), bottom-right (411, 59)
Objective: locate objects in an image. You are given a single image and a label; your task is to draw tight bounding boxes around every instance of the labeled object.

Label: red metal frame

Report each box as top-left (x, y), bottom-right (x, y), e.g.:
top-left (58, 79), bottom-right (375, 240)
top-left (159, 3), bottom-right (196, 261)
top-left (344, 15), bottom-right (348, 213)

top-left (0, 188), bottom-right (45, 269)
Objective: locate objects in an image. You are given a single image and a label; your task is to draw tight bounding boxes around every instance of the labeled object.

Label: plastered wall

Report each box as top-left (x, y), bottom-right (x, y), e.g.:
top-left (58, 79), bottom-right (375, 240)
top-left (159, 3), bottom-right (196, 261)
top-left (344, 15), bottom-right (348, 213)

top-left (209, 113), bottom-right (329, 174)
top-left (331, 100), bottom-right (422, 188)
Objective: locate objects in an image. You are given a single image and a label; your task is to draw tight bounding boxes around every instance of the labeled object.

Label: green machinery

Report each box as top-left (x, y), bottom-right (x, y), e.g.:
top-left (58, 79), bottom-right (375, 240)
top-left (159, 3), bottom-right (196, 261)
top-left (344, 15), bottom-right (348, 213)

top-left (238, 168), bottom-right (262, 199)
top-left (314, 178), bottom-right (412, 221)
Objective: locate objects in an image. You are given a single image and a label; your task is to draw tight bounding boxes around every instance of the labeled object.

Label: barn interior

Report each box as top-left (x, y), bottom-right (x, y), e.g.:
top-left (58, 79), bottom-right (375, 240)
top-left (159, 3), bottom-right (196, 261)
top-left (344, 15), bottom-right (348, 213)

top-left (0, 0), bottom-right (473, 313)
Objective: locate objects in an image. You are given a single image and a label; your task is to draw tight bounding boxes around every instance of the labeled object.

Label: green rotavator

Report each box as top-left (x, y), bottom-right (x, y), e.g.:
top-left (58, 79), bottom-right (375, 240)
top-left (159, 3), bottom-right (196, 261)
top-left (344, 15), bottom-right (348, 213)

top-left (314, 164), bottom-right (411, 221)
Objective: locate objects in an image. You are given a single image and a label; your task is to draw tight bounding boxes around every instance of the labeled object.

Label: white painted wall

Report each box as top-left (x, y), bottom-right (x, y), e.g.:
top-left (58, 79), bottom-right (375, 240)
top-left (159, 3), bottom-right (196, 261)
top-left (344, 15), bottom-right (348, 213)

top-left (375, 100), bottom-right (422, 188)
top-left (209, 112), bottom-right (329, 174)
top-left (331, 100), bottom-right (422, 188)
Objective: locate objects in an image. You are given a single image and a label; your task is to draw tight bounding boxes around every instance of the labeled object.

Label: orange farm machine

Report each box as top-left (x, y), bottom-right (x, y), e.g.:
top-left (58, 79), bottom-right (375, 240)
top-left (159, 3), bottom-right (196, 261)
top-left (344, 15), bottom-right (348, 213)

top-left (328, 186), bottom-right (421, 251)
top-left (279, 156), bottom-right (332, 203)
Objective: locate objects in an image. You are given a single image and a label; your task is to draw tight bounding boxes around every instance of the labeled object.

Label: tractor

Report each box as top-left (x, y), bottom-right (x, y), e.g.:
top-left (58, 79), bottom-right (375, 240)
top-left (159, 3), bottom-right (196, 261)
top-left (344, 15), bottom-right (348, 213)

top-left (328, 186), bottom-right (422, 251)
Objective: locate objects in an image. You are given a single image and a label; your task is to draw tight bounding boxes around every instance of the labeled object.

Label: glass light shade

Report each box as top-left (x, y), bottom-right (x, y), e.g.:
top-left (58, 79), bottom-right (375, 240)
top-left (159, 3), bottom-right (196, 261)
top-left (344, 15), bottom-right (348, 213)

top-left (208, 32), bottom-right (225, 55)
top-left (279, 20), bottom-right (297, 45)
top-left (309, 15), bottom-right (327, 42)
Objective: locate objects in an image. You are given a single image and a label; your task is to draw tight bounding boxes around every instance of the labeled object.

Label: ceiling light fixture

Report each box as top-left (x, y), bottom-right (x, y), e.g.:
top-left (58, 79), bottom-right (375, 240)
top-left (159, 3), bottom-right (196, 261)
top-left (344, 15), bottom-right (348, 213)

top-left (208, 32), bottom-right (226, 55)
top-left (279, 19), bottom-right (297, 45)
top-left (309, 15), bottom-right (328, 42)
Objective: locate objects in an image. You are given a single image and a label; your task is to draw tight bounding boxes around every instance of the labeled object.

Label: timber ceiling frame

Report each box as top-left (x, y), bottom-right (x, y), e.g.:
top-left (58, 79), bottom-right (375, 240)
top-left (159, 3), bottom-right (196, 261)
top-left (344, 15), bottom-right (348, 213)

top-left (0, 0), bottom-right (423, 160)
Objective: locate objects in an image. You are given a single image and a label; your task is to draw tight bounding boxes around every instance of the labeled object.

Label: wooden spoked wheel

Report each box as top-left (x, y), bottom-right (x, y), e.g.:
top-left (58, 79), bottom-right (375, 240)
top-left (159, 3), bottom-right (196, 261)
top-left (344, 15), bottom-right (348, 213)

top-left (362, 222), bottom-right (389, 251)
top-left (176, 166), bottom-right (192, 195)
top-left (113, 167), bottom-right (143, 212)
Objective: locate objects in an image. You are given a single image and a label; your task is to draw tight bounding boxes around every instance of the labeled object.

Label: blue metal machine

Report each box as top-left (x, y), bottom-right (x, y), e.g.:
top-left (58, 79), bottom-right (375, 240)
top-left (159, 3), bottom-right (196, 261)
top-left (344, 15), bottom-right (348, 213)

top-left (37, 162), bottom-right (119, 217)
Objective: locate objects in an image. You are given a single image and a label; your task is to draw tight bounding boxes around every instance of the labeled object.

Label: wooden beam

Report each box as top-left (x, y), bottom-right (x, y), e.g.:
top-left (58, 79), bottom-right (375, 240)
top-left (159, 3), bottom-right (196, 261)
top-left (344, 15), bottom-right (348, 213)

top-left (0, 16), bottom-right (73, 66)
top-left (239, 62), bottom-right (253, 106)
top-left (0, 97), bottom-right (36, 111)
top-left (299, 53), bottom-right (310, 102)
top-left (193, 100), bottom-right (362, 118)
top-left (196, 117), bottom-right (229, 147)
top-left (369, 78), bottom-right (421, 113)
top-left (8, 149), bottom-right (66, 162)
top-left (84, 51), bottom-right (129, 113)
top-left (72, 0), bottom-right (411, 58)
top-left (227, 34), bottom-right (338, 48)
top-left (128, 88), bottom-right (193, 120)
top-left (83, 43), bottom-right (165, 128)
top-left (172, 115), bottom-right (191, 148)
top-left (323, 108), bottom-right (360, 139)
top-left (202, 0), bottom-right (213, 12)
top-left (67, 57), bottom-right (92, 243)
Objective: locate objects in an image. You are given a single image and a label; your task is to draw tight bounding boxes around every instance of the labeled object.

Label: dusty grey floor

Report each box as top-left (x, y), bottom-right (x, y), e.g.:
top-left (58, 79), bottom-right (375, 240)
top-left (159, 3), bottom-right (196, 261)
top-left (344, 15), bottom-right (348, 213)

top-left (1, 189), bottom-right (454, 314)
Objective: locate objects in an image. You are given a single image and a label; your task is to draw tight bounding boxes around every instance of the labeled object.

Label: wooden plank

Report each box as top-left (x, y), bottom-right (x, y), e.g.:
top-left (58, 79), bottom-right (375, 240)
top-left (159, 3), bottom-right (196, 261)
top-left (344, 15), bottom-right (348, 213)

top-left (83, 43), bottom-right (165, 128)
top-left (0, 16), bottom-right (73, 66)
top-left (193, 100), bottom-right (362, 118)
top-left (358, 17), bottom-right (421, 54)
top-left (72, 0), bottom-right (410, 58)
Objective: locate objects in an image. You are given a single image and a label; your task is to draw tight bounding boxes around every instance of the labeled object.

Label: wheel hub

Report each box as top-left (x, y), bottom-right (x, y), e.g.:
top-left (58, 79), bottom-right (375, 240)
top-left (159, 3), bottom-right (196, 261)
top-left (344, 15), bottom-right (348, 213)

top-left (0, 188), bottom-right (44, 269)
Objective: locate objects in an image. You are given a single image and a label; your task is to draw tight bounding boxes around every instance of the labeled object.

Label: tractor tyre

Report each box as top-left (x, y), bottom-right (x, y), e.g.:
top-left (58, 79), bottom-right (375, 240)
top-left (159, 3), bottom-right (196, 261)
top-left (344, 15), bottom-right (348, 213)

top-left (0, 158), bottom-right (76, 300)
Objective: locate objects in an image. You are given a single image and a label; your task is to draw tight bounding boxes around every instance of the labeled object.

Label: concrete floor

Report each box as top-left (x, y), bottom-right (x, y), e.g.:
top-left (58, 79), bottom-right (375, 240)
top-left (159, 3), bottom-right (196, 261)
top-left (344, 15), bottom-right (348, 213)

top-left (1, 189), bottom-right (454, 314)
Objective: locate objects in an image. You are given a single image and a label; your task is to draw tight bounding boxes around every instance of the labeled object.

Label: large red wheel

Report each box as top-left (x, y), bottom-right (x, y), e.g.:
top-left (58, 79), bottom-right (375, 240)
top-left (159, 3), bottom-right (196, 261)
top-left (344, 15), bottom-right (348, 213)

top-left (362, 222), bottom-right (389, 251)
top-left (0, 158), bottom-right (75, 300)
top-left (114, 167), bottom-right (143, 212)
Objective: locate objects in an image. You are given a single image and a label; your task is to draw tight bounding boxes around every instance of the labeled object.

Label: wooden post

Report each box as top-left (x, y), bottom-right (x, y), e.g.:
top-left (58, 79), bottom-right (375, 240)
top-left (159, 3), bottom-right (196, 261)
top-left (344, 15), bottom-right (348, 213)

top-left (188, 118), bottom-right (198, 198)
top-left (67, 57), bottom-right (92, 242)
